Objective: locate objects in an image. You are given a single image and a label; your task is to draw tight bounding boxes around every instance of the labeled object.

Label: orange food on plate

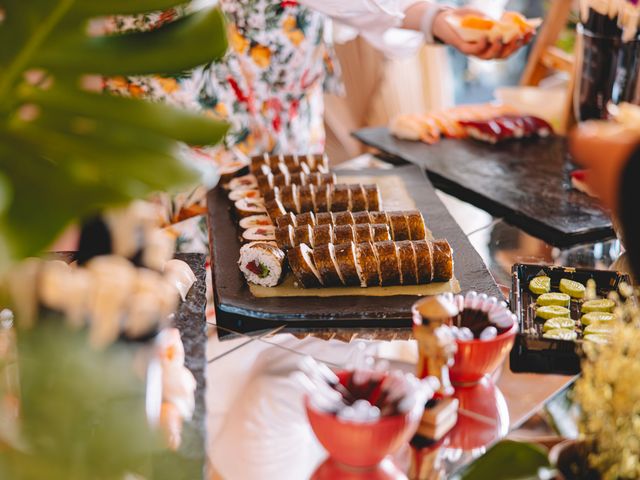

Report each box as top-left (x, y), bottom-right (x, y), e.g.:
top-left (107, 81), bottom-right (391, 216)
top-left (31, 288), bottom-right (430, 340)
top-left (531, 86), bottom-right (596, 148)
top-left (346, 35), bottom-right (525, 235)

top-left (460, 16), bottom-right (496, 31)
top-left (501, 11), bottom-right (530, 33)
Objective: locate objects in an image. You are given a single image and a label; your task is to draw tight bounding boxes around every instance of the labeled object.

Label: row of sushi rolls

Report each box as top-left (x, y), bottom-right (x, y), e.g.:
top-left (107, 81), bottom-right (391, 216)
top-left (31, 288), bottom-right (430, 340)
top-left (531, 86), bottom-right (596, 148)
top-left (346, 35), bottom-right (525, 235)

top-left (225, 153), bottom-right (454, 289)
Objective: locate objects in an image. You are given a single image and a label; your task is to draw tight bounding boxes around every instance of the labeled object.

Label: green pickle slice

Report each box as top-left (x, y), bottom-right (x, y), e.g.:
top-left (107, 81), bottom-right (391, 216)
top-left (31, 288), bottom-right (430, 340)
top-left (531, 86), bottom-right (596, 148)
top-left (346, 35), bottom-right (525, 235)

top-left (529, 276), bottom-right (550, 295)
top-left (543, 328), bottom-right (577, 341)
top-left (537, 292), bottom-right (571, 307)
top-left (584, 322), bottom-right (613, 336)
top-left (581, 299), bottom-right (615, 313)
top-left (543, 317), bottom-right (575, 332)
top-left (584, 334), bottom-right (610, 345)
top-left (581, 312), bottom-right (615, 326)
top-left (559, 278), bottom-right (586, 299)
top-left (536, 305), bottom-right (570, 320)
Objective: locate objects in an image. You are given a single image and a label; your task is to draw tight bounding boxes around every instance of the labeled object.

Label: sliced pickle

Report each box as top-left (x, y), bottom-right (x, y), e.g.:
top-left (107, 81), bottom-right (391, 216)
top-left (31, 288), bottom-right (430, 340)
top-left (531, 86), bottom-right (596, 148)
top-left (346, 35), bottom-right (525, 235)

top-left (543, 328), bottom-right (577, 341)
top-left (583, 334), bottom-right (610, 345)
top-left (559, 278), bottom-right (586, 299)
top-left (536, 305), bottom-right (570, 320)
top-left (543, 317), bottom-right (575, 332)
top-left (529, 276), bottom-right (550, 295)
top-left (581, 311), bottom-right (615, 326)
top-left (537, 292), bottom-right (571, 307)
top-left (581, 299), bottom-right (615, 313)
top-left (584, 322), bottom-right (613, 336)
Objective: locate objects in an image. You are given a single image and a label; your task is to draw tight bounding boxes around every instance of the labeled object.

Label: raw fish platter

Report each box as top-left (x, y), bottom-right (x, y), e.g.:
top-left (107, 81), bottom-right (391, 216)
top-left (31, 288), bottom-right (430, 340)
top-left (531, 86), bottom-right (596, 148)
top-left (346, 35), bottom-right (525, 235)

top-left (509, 263), bottom-right (631, 375)
top-left (207, 157), bottom-right (502, 333)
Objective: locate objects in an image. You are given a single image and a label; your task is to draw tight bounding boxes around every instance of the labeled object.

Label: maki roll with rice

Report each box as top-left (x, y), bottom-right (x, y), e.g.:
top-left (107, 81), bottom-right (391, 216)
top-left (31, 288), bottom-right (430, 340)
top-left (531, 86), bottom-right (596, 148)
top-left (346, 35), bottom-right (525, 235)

top-left (288, 244), bottom-right (323, 288)
top-left (431, 239), bottom-right (454, 281)
top-left (238, 242), bottom-right (286, 287)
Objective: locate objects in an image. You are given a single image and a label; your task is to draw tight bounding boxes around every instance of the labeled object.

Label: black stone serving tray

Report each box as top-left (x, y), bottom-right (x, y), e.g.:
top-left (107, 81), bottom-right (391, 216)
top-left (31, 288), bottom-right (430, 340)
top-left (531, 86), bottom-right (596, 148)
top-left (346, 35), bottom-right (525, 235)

top-left (353, 127), bottom-right (615, 248)
top-left (207, 164), bottom-right (502, 334)
top-left (509, 263), bottom-right (630, 375)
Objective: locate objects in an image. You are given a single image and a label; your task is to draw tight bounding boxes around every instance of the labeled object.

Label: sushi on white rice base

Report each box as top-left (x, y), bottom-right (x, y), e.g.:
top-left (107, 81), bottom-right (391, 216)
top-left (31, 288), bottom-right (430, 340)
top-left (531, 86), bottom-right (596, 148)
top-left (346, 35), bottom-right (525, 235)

top-left (238, 243), bottom-right (286, 287)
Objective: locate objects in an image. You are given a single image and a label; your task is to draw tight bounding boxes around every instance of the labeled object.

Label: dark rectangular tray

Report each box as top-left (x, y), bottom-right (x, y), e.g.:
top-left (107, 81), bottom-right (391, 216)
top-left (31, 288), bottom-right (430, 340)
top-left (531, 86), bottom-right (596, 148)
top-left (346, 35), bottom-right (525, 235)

top-left (509, 263), bottom-right (630, 375)
top-left (207, 164), bottom-right (502, 334)
top-left (353, 127), bottom-right (615, 248)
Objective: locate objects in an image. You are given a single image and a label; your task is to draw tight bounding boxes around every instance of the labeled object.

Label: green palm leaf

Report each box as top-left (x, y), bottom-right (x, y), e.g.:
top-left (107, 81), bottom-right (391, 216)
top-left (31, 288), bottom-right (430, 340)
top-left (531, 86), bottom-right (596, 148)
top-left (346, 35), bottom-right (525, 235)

top-left (0, 1), bottom-right (229, 266)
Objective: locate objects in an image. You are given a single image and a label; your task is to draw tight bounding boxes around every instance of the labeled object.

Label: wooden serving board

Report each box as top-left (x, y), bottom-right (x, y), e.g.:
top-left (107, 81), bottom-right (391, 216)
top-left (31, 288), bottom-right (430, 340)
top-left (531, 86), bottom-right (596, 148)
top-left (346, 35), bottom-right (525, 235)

top-left (353, 127), bottom-right (615, 247)
top-left (207, 165), bottom-right (502, 334)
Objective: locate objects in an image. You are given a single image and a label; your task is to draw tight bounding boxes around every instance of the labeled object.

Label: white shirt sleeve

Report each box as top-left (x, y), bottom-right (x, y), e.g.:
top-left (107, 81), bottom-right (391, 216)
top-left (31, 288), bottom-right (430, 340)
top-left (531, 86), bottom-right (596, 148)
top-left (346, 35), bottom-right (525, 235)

top-left (299, 0), bottom-right (445, 57)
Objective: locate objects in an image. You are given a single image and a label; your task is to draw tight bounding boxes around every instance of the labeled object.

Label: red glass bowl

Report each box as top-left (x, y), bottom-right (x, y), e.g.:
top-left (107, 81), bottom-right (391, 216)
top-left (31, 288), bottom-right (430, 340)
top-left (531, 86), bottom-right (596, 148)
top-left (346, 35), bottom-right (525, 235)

top-left (304, 372), bottom-right (423, 469)
top-left (449, 321), bottom-right (518, 385)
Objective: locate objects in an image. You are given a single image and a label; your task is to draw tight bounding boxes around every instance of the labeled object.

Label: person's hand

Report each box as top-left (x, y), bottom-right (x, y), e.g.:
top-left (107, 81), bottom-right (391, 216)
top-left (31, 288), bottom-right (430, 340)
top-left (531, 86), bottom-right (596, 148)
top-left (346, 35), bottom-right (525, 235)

top-left (569, 121), bottom-right (640, 212)
top-left (432, 8), bottom-right (533, 60)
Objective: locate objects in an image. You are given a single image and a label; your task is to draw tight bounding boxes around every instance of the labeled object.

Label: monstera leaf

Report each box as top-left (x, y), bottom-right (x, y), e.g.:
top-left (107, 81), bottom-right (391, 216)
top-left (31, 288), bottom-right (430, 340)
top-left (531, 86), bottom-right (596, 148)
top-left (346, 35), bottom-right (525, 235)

top-left (0, 1), bottom-right (229, 265)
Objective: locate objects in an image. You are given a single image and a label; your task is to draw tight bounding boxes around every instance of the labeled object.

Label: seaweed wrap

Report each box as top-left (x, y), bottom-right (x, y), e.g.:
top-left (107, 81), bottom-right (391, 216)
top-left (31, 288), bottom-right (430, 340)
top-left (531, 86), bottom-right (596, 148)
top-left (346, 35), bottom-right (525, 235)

top-left (334, 242), bottom-right (360, 286)
top-left (374, 241), bottom-right (401, 286)
top-left (431, 239), bottom-right (454, 281)
top-left (288, 244), bottom-right (323, 288)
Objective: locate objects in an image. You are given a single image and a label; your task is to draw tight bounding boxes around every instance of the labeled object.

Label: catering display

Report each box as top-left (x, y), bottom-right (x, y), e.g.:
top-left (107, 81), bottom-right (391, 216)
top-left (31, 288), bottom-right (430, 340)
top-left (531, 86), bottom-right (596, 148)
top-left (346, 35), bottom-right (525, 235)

top-left (510, 263), bottom-right (630, 375)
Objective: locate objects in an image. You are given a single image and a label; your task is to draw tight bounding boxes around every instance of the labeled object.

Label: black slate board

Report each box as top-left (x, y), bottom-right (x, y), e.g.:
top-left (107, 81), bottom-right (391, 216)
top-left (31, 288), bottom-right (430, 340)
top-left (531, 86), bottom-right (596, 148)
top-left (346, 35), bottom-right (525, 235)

top-left (207, 165), bottom-right (501, 334)
top-left (353, 127), bottom-right (615, 247)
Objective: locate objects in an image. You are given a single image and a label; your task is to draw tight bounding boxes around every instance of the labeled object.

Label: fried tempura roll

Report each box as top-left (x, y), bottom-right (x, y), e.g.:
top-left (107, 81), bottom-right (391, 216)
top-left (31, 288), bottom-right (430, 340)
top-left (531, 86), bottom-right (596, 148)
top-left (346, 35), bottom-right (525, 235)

top-left (350, 185), bottom-right (367, 211)
top-left (388, 212), bottom-right (410, 240)
top-left (355, 242), bottom-right (381, 287)
top-left (315, 185), bottom-right (330, 212)
top-left (276, 212), bottom-right (296, 229)
top-left (315, 212), bottom-right (332, 225)
top-left (352, 211), bottom-right (372, 224)
top-left (317, 172), bottom-right (337, 186)
top-left (278, 184), bottom-right (299, 213)
top-left (396, 241), bottom-right (418, 285)
top-left (333, 225), bottom-right (355, 244)
top-left (363, 184), bottom-right (381, 211)
top-left (374, 241), bottom-right (401, 286)
top-left (298, 185), bottom-right (315, 214)
top-left (288, 244), bottom-right (323, 288)
top-left (369, 211), bottom-right (388, 225)
top-left (330, 185), bottom-right (351, 212)
top-left (312, 224), bottom-right (333, 246)
top-left (294, 224), bottom-right (313, 247)
top-left (332, 211), bottom-right (354, 225)
top-left (275, 225), bottom-right (295, 250)
top-left (334, 242), bottom-right (360, 286)
top-left (371, 224), bottom-right (391, 242)
top-left (257, 174), bottom-right (272, 193)
top-left (413, 240), bottom-right (433, 283)
top-left (313, 244), bottom-right (343, 286)
top-left (354, 224), bottom-right (373, 243)
top-left (404, 211), bottom-right (427, 240)
top-left (431, 239), bottom-right (454, 281)
top-left (265, 199), bottom-right (287, 223)
top-left (296, 211), bottom-right (316, 227)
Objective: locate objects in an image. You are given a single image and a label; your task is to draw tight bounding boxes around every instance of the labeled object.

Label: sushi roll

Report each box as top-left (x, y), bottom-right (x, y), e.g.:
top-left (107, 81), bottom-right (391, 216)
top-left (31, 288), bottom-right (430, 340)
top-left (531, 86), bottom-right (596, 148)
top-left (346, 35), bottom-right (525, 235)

top-left (413, 240), bottom-right (434, 283)
top-left (278, 184), bottom-right (299, 213)
top-left (235, 198), bottom-right (267, 218)
top-left (352, 211), bottom-right (372, 224)
top-left (405, 211), bottom-right (427, 240)
top-left (242, 226), bottom-right (276, 242)
top-left (294, 224), bottom-right (313, 247)
top-left (238, 242), bottom-right (286, 287)
top-left (374, 241), bottom-right (401, 286)
top-left (315, 212), bottom-right (332, 225)
top-left (371, 224), bottom-right (391, 242)
top-left (396, 241), bottom-right (418, 285)
top-left (334, 242), bottom-right (360, 286)
top-left (275, 225), bottom-right (295, 250)
top-left (431, 239), bottom-right (454, 281)
top-left (228, 174), bottom-right (258, 191)
top-left (355, 242), bottom-right (381, 287)
top-left (333, 224), bottom-right (355, 244)
top-left (229, 189), bottom-right (262, 202)
top-left (369, 211), bottom-right (388, 225)
top-left (239, 214), bottom-right (272, 230)
top-left (313, 244), bottom-right (343, 286)
top-left (264, 199), bottom-right (287, 222)
top-left (298, 185), bottom-right (315, 213)
top-left (257, 173), bottom-right (273, 193)
top-left (296, 211), bottom-right (316, 227)
top-left (350, 185), bottom-right (368, 211)
top-left (330, 184), bottom-right (351, 212)
top-left (315, 185), bottom-right (330, 212)
top-left (354, 224), bottom-right (373, 243)
top-left (312, 224), bottom-right (333, 246)
top-left (288, 244), bottom-right (323, 288)
top-left (388, 212), bottom-right (411, 241)
top-left (315, 172), bottom-right (337, 186)
top-left (276, 212), bottom-right (296, 229)
top-left (332, 211), bottom-right (354, 225)
top-left (219, 160), bottom-right (249, 183)
top-left (363, 184), bottom-right (381, 211)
